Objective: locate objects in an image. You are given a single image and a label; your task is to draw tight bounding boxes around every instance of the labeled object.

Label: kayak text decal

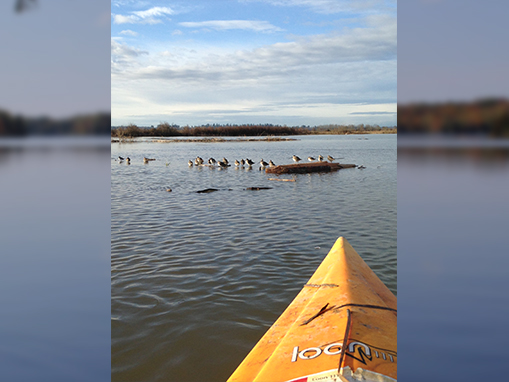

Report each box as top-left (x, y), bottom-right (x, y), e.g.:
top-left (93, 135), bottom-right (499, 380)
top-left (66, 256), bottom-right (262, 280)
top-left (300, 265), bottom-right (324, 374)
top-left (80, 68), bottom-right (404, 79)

top-left (291, 341), bottom-right (395, 365)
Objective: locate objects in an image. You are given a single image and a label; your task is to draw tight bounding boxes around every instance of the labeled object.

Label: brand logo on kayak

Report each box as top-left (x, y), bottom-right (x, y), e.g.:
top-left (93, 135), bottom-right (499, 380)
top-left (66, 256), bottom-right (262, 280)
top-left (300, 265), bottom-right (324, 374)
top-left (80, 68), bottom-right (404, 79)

top-left (291, 341), bottom-right (395, 365)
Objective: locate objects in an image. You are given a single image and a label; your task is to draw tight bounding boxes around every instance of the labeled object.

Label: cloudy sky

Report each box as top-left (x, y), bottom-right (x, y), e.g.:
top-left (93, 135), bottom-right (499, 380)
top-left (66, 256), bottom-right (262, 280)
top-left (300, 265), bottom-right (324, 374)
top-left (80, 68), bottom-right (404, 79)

top-left (112, 0), bottom-right (396, 127)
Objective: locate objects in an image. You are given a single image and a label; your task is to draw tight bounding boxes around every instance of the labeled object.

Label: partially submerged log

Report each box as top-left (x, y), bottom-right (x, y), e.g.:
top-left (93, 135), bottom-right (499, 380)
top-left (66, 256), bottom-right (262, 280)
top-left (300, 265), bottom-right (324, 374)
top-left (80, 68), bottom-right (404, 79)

top-left (196, 188), bottom-right (219, 193)
top-left (245, 187), bottom-right (272, 191)
top-left (265, 162), bottom-right (356, 175)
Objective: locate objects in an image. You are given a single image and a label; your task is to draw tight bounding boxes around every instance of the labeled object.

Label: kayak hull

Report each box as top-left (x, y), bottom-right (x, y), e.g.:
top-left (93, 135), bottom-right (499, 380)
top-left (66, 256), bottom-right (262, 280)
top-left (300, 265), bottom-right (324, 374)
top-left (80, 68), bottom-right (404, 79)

top-left (227, 237), bottom-right (397, 382)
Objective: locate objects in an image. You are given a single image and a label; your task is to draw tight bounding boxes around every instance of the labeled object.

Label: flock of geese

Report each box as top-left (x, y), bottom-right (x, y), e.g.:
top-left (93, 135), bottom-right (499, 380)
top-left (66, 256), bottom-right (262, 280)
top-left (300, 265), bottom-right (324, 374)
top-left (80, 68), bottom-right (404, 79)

top-left (116, 156), bottom-right (156, 164)
top-left (187, 154), bottom-right (339, 169)
top-left (117, 154), bottom-right (366, 169)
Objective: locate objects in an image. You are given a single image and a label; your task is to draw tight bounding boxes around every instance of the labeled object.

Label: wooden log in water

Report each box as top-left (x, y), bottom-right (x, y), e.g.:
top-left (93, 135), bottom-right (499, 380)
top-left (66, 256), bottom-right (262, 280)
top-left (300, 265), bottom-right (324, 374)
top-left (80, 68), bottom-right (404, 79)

top-left (265, 162), bottom-right (356, 175)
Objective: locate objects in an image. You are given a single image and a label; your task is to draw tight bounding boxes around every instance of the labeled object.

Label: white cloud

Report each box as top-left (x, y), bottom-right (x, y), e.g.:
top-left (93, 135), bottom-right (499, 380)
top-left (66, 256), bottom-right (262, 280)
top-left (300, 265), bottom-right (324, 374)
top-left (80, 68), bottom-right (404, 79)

top-left (120, 29), bottom-right (139, 36)
top-left (111, 9), bottom-right (396, 126)
top-left (123, 17), bottom-right (395, 84)
top-left (240, 0), bottom-right (396, 14)
top-left (111, 39), bottom-right (148, 69)
top-left (112, 6), bottom-right (174, 24)
top-left (179, 20), bottom-right (284, 33)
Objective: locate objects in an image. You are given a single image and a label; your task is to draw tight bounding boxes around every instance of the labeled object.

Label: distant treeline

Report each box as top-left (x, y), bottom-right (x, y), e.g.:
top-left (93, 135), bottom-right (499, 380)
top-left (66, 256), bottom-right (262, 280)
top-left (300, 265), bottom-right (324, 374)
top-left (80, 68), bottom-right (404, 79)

top-left (111, 122), bottom-right (396, 138)
top-left (0, 110), bottom-right (111, 136)
top-left (312, 124), bottom-right (396, 135)
top-left (398, 99), bottom-right (509, 136)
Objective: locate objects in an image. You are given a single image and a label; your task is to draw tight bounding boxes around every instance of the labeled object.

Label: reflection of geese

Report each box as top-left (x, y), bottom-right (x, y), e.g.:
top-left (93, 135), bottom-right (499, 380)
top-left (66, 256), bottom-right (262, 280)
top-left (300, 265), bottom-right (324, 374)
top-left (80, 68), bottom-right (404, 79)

top-left (318, 155), bottom-right (324, 162)
top-left (327, 155), bottom-right (335, 162)
top-left (188, 160), bottom-right (193, 167)
top-left (269, 160), bottom-right (276, 167)
top-left (308, 156), bottom-right (315, 162)
top-left (292, 155), bottom-right (301, 163)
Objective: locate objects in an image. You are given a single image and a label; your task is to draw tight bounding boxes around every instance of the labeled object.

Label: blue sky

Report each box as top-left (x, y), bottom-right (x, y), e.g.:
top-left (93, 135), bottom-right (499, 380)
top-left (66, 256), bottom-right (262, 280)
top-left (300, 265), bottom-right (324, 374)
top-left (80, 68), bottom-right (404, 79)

top-left (112, 0), bottom-right (397, 127)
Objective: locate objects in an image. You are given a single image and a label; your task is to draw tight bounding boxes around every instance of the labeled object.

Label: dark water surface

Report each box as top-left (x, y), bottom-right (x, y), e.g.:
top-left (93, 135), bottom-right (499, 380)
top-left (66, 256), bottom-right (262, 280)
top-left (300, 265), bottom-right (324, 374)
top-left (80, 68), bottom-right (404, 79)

top-left (398, 137), bottom-right (509, 381)
top-left (111, 134), bottom-right (396, 382)
top-left (0, 137), bottom-right (111, 382)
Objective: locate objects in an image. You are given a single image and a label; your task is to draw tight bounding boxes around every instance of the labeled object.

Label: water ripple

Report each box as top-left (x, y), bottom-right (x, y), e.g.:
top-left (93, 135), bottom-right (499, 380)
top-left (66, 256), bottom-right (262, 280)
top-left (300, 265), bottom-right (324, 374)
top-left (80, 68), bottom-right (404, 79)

top-left (112, 135), bottom-right (396, 381)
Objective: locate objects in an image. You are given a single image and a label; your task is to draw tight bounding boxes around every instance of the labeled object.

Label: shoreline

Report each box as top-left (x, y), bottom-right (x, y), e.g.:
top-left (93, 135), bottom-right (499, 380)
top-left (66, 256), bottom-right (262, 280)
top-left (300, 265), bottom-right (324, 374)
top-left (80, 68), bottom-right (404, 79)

top-left (111, 136), bottom-right (299, 143)
top-left (111, 131), bottom-right (397, 143)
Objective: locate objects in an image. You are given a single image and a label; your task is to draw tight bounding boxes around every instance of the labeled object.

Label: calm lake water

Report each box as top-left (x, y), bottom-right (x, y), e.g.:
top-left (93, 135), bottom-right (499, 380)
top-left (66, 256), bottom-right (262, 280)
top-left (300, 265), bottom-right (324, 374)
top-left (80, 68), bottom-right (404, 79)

top-left (111, 134), bottom-right (396, 382)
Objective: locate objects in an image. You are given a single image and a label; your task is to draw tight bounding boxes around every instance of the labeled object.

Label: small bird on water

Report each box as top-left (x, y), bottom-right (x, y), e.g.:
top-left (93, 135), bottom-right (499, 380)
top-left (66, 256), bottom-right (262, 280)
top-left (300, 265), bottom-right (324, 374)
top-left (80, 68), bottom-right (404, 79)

top-left (208, 158), bottom-right (216, 165)
top-left (143, 157), bottom-right (156, 163)
top-left (318, 155), bottom-right (324, 162)
top-left (188, 160), bottom-right (193, 167)
top-left (308, 156), bottom-right (315, 162)
top-left (292, 155), bottom-right (301, 163)
top-left (269, 160), bottom-right (276, 167)
top-left (327, 155), bottom-right (335, 162)
top-left (126, 157), bottom-right (131, 164)
top-left (234, 159), bottom-right (240, 167)
top-left (222, 157), bottom-right (229, 165)
top-left (260, 159), bottom-right (269, 168)
top-left (117, 156), bottom-right (124, 162)
top-left (246, 158), bottom-right (255, 167)
top-left (240, 159), bottom-right (245, 166)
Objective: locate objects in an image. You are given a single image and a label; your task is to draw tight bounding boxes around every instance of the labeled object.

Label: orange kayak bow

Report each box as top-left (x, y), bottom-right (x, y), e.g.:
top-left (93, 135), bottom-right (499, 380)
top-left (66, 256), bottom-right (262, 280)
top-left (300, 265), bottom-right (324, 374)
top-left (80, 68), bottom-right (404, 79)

top-left (227, 237), bottom-right (397, 382)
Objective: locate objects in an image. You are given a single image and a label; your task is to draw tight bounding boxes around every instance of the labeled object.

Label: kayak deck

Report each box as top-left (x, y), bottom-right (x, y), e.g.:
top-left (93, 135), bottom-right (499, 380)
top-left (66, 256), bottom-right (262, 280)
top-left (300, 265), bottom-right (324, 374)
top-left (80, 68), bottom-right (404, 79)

top-left (227, 237), bottom-right (397, 382)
